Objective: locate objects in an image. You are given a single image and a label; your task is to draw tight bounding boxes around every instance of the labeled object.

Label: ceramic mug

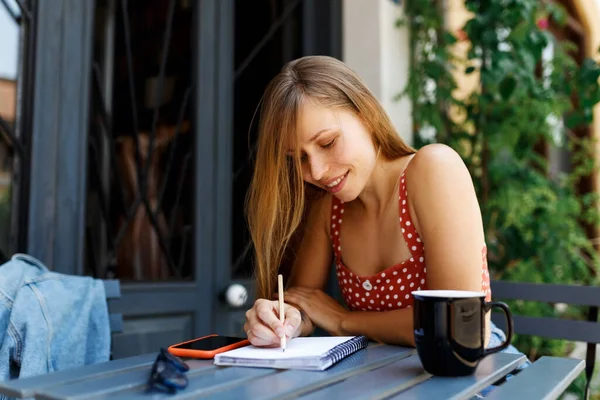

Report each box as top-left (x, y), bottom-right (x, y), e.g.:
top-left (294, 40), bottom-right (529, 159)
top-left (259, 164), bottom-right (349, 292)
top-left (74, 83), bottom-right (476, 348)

top-left (412, 290), bottom-right (513, 376)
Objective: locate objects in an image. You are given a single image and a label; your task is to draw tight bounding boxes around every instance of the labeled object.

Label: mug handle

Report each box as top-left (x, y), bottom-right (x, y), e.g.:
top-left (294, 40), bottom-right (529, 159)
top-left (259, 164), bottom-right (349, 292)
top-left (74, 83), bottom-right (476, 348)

top-left (483, 301), bottom-right (513, 356)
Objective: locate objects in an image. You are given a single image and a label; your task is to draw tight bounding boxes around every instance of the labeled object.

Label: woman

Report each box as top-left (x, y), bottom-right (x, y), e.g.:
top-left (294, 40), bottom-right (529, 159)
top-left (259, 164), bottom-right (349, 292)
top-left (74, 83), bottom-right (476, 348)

top-left (244, 55), bottom-right (509, 351)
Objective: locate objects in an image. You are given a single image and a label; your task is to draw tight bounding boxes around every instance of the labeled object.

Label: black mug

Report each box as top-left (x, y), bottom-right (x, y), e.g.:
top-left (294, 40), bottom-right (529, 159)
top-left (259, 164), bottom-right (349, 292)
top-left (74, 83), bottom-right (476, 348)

top-left (412, 290), bottom-right (513, 376)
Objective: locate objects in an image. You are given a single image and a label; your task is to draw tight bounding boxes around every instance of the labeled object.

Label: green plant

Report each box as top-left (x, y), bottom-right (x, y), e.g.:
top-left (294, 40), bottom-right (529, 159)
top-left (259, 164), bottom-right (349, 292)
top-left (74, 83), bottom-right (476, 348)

top-left (399, 0), bottom-right (600, 365)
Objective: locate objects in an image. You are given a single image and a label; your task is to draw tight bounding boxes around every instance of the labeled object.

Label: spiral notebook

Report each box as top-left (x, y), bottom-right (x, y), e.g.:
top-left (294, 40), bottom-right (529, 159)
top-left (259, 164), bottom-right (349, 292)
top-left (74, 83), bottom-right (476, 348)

top-left (213, 335), bottom-right (369, 371)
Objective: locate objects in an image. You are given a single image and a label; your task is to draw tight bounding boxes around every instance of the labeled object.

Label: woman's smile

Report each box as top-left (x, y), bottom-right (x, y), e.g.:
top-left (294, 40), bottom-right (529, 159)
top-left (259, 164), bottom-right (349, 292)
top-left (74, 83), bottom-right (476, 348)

top-left (323, 171), bottom-right (349, 193)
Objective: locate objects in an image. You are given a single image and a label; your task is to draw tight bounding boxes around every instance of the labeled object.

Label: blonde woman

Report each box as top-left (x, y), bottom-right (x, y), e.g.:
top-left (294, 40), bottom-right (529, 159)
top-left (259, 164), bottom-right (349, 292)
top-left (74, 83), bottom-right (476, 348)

top-left (244, 56), bottom-right (515, 356)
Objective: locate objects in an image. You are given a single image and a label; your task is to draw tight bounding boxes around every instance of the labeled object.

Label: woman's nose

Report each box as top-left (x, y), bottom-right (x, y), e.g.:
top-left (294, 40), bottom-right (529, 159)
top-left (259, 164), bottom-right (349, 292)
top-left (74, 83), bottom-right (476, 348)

top-left (309, 156), bottom-right (328, 182)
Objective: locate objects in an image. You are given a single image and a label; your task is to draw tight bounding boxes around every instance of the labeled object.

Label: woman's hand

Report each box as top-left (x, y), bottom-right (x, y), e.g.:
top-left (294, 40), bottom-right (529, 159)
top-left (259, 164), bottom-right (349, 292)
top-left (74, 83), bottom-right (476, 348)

top-left (284, 287), bottom-right (348, 336)
top-left (244, 299), bottom-right (302, 347)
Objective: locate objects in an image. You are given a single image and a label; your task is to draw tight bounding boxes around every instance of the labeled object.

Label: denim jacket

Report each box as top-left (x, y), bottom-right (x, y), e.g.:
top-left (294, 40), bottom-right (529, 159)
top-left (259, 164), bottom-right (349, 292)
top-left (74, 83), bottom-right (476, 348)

top-left (0, 254), bottom-right (110, 382)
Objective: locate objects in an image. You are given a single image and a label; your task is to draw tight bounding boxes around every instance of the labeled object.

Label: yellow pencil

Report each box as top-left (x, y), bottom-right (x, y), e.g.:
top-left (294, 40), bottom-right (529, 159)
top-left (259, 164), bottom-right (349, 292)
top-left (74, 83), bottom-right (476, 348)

top-left (278, 274), bottom-right (286, 352)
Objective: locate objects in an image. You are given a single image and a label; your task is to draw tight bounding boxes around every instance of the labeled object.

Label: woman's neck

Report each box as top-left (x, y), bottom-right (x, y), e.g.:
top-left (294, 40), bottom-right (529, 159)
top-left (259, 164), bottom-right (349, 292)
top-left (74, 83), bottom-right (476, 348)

top-left (356, 156), bottom-right (408, 216)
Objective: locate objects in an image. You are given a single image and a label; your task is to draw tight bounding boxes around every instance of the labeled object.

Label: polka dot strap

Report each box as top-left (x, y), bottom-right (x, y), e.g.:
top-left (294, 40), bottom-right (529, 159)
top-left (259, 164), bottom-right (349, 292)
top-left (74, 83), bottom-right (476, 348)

top-left (398, 172), bottom-right (424, 256)
top-left (330, 196), bottom-right (344, 258)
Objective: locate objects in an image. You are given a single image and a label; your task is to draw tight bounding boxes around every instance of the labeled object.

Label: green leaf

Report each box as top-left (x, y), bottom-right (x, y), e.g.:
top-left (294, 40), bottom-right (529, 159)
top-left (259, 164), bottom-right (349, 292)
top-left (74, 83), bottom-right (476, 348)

top-left (520, 50), bottom-right (537, 72)
top-left (510, 20), bottom-right (530, 42)
top-left (464, 0), bottom-right (478, 13)
top-left (499, 76), bottom-right (517, 100)
top-left (423, 60), bottom-right (445, 80)
top-left (564, 113), bottom-right (586, 128)
top-left (443, 31), bottom-right (458, 45)
top-left (548, 3), bottom-right (567, 26)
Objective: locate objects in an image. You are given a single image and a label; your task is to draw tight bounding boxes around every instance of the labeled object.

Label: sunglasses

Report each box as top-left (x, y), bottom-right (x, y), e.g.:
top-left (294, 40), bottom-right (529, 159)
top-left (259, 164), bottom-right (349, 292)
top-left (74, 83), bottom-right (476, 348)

top-left (148, 348), bottom-right (190, 394)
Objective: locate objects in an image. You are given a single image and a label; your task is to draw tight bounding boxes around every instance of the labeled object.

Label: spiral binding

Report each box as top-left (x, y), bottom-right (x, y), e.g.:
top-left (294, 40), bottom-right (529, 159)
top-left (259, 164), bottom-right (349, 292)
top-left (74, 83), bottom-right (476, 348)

top-left (320, 335), bottom-right (369, 366)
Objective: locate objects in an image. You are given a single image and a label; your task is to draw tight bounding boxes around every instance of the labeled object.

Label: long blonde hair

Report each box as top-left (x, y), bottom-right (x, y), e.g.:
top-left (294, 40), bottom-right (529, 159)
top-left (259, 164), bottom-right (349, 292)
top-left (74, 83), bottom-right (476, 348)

top-left (246, 56), bottom-right (415, 299)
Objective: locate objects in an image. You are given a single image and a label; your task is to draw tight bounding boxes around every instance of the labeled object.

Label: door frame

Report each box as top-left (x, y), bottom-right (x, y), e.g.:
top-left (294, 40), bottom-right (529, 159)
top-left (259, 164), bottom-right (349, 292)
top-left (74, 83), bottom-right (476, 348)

top-left (25, 0), bottom-right (95, 275)
top-left (194, 0), bottom-right (234, 335)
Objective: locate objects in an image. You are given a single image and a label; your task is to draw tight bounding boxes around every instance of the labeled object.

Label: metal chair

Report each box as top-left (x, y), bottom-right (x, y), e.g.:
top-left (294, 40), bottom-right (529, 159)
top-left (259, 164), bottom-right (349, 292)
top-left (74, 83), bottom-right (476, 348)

top-left (491, 280), bottom-right (600, 399)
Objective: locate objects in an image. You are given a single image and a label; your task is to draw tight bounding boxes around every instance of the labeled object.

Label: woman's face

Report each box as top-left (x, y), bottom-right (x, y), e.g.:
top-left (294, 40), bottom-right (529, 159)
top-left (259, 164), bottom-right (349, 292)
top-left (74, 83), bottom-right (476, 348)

top-left (293, 99), bottom-right (378, 202)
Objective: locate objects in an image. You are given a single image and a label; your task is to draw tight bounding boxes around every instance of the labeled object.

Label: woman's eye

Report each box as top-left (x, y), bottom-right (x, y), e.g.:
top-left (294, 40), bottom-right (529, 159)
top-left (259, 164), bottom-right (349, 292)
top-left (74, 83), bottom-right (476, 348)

top-left (322, 138), bottom-right (336, 148)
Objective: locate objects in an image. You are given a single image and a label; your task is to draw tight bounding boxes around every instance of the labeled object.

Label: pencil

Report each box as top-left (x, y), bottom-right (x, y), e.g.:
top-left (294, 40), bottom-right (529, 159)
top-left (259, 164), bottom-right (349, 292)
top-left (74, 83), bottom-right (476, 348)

top-left (278, 274), bottom-right (286, 352)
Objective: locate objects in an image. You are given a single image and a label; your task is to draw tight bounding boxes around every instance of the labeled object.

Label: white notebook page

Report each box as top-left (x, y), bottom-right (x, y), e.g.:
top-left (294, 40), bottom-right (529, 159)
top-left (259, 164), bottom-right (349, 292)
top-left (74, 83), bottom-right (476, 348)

top-left (216, 336), bottom-right (356, 360)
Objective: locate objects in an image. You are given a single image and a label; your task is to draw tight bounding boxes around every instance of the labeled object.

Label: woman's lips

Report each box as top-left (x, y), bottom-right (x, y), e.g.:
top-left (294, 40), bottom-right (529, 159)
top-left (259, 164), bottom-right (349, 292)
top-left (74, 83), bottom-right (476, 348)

top-left (324, 172), bottom-right (348, 194)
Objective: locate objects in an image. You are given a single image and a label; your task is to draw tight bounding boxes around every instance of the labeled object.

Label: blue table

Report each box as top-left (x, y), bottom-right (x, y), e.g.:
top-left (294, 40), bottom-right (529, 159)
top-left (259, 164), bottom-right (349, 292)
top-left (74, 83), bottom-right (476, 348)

top-left (0, 343), bottom-right (584, 399)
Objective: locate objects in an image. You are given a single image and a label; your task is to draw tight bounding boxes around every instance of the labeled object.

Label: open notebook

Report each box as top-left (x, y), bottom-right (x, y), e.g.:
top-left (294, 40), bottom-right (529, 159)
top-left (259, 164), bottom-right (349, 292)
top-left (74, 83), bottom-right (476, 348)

top-left (213, 336), bottom-right (369, 371)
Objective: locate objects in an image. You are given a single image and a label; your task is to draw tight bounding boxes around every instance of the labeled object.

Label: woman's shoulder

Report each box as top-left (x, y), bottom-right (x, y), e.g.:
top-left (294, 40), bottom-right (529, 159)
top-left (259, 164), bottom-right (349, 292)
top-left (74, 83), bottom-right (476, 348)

top-left (404, 143), bottom-right (470, 186)
top-left (404, 143), bottom-right (475, 206)
top-left (406, 143), bottom-right (464, 173)
top-left (402, 144), bottom-right (481, 240)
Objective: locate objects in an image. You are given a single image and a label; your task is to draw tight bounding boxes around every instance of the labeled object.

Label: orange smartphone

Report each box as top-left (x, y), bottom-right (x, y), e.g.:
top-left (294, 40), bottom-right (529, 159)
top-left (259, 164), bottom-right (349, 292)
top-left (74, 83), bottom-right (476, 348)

top-left (167, 334), bottom-right (250, 359)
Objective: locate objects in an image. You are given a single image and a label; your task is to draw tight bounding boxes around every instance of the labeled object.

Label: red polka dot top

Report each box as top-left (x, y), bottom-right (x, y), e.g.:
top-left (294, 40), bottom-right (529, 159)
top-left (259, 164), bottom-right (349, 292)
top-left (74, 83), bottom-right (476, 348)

top-left (331, 171), bottom-right (492, 311)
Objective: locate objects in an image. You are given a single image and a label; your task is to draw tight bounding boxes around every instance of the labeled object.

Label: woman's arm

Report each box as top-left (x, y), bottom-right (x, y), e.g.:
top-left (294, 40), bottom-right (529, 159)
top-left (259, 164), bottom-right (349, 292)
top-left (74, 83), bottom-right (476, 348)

top-left (340, 309), bottom-right (414, 346)
top-left (408, 144), bottom-right (492, 343)
top-left (407, 144), bottom-right (486, 294)
top-left (287, 194), bottom-right (333, 288)
top-left (285, 285), bottom-right (416, 345)
top-left (286, 194), bottom-right (335, 336)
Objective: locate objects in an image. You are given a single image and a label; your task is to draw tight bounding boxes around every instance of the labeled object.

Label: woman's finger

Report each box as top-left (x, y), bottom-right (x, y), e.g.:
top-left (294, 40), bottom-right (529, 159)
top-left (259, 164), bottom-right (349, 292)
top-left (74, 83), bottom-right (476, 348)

top-left (245, 307), bottom-right (257, 323)
top-left (249, 321), bottom-right (280, 345)
top-left (283, 304), bottom-right (302, 337)
top-left (256, 299), bottom-right (285, 337)
top-left (247, 330), bottom-right (275, 347)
